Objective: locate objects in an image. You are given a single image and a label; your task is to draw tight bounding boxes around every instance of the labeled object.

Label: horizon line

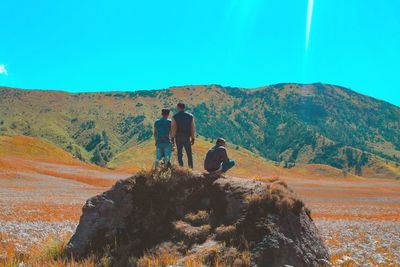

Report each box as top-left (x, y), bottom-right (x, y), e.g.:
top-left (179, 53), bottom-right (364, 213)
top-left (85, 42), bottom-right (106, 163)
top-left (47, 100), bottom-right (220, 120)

top-left (1, 82), bottom-right (399, 107)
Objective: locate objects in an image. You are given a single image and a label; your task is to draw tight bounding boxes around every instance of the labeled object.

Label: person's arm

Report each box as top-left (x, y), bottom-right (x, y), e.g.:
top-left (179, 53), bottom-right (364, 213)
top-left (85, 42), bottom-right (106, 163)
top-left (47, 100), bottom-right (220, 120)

top-left (190, 118), bottom-right (196, 144)
top-left (153, 122), bottom-right (157, 144)
top-left (220, 147), bottom-right (229, 164)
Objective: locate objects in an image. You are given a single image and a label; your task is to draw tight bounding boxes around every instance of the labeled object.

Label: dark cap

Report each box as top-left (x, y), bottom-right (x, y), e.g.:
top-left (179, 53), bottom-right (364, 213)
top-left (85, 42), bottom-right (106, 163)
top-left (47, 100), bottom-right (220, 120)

top-left (177, 102), bottom-right (185, 109)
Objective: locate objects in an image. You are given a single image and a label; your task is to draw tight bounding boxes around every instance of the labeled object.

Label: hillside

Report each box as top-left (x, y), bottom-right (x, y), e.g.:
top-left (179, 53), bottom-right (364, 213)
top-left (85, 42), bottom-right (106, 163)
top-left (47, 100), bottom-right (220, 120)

top-left (0, 135), bottom-right (78, 163)
top-left (0, 135), bottom-right (126, 187)
top-left (109, 138), bottom-right (282, 174)
top-left (0, 83), bottom-right (399, 178)
top-left (109, 137), bottom-right (353, 179)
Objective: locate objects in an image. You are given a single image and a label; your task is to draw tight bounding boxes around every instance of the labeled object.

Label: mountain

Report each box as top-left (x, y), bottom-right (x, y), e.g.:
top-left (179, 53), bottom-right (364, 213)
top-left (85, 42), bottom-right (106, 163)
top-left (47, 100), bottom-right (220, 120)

top-left (0, 83), bottom-right (399, 178)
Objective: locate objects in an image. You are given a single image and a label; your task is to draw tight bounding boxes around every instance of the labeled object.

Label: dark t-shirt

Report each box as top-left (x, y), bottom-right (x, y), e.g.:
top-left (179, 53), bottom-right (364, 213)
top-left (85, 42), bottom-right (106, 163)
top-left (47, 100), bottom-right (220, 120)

top-left (173, 111), bottom-right (193, 140)
top-left (204, 145), bottom-right (229, 171)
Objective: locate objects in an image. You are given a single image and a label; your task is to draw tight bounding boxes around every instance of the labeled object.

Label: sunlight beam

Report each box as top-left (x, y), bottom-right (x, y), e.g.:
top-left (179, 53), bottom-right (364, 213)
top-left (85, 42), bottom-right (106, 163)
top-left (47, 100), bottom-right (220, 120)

top-left (305, 0), bottom-right (314, 51)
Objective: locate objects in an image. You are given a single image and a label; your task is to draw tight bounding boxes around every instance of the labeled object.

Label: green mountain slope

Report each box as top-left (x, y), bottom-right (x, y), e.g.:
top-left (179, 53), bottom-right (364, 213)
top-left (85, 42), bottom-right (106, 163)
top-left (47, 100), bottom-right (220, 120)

top-left (0, 83), bottom-right (399, 177)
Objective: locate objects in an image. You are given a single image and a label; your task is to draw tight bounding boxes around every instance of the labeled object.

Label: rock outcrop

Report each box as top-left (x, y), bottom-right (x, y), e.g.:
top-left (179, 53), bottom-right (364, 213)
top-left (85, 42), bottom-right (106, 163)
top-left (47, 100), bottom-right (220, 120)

top-left (66, 168), bottom-right (329, 266)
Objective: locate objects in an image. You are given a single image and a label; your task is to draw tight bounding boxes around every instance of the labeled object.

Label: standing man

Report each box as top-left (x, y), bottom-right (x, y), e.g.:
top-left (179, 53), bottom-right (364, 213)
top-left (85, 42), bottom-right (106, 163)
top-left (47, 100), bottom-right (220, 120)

top-left (172, 103), bottom-right (196, 168)
top-left (154, 109), bottom-right (172, 168)
top-left (204, 138), bottom-right (235, 174)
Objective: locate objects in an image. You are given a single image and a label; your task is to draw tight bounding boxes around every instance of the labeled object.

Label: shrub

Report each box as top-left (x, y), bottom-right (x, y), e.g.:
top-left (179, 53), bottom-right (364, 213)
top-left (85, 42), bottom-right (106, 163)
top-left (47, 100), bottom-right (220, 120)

top-left (136, 247), bottom-right (179, 267)
top-left (173, 220), bottom-right (211, 245)
top-left (245, 179), bottom-right (303, 215)
top-left (184, 210), bottom-right (209, 226)
top-left (215, 225), bottom-right (236, 243)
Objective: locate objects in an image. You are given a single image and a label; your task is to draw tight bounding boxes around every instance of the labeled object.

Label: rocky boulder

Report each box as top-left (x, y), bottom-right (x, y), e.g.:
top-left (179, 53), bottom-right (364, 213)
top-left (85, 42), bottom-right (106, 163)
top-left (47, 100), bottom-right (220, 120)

top-left (65, 168), bottom-right (329, 266)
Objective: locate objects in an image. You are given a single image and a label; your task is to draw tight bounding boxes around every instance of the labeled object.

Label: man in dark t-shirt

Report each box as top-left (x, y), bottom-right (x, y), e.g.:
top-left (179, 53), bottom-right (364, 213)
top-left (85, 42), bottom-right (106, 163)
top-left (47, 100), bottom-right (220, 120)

top-left (171, 103), bottom-right (196, 168)
top-left (204, 138), bottom-right (235, 174)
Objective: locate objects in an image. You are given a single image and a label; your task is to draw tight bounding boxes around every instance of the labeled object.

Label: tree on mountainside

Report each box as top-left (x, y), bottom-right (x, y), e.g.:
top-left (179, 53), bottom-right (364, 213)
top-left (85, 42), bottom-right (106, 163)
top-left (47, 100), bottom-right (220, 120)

top-left (102, 130), bottom-right (109, 146)
top-left (355, 163), bottom-right (363, 176)
top-left (80, 120), bottom-right (95, 130)
top-left (66, 143), bottom-right (73, 152)
top-left (92, 147), bottom-right (106, 166)
top-left (354, 152), bottom-right (369, 176)
top-left (85, 134), bottom-right (102, 151)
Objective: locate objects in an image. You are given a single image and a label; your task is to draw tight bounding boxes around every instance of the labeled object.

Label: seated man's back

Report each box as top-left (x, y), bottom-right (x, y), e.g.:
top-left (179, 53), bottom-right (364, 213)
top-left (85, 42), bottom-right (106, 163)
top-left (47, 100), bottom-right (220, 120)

top-left (204, 146), bottom-right (228, 172)
top-left (204, 138), bottom-right (235, 173)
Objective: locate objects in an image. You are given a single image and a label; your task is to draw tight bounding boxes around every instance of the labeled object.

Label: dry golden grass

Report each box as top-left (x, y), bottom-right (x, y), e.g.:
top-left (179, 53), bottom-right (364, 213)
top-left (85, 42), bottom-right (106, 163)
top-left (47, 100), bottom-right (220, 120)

top-left (173, 220), bottom-right (212, 244)
top-left (0, 135), bottom-right (122, 187)
top-left (312, 213), bottom-right (400, 221)
top-left (0, 203), bottom-right (82, 222)
top-left (1, 135), bottom-right (400, 266)
top-left (136, 248), bottom-right (179, 267)
top-left (0, 136), bottom-right (75, 163)
top-left (0, 232), bottom-right (15, 260)
top-left (245, 179), bottom-right (303, 215)
top-left (0, 234), bottom-right (96, 267)
top-left (183, 255), bottom-right (203, 267)
top-left (183, 210), bottom-right (209, 226)
top-left (326, 226), bottom-right (400, 266)
top-left (183, 246), bottom-right (251, 267)
top-left (330, 251), bottom-right (400, 267)
top-left (0, 156), bottom-right (116, 187)
top-left (215, 225), bottom-right (236, 242)
top-left (25, 166), bottom-right (116, 187)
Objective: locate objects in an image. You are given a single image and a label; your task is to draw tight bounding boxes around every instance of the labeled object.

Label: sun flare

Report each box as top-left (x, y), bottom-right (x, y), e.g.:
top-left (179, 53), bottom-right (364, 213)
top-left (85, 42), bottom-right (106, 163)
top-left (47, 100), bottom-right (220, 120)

top-left (306, 0), bottom-right (314, 51)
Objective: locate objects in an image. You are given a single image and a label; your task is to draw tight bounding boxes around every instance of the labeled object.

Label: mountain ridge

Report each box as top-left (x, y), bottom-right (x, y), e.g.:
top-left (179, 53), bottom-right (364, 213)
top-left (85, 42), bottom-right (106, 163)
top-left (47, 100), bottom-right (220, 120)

top-left (2, 82), bottom-right (399, 108)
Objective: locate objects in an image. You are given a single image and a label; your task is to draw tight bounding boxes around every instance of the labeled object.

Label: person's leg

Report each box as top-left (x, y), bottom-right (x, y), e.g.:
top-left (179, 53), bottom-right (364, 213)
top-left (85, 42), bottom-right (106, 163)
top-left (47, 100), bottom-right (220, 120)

top-left (160, 143), bottom-right (165, 159)
top-left (183, 139), bottom-right (193, 169)
top-left (221, 160), bottom-right (235, 172)
top-left (160, 143), bottom-right (167, 165)
top-left (176, 139), bottom-right (184, 167)
top-left (155, 144), bottom-right (162, 168)
top-left (164, 143), bottom-right (172, 167)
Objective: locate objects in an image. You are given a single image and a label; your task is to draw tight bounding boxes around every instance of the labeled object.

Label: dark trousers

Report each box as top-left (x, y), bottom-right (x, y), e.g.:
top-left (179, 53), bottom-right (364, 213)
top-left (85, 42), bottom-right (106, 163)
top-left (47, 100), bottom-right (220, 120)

top-left (176, 138), bottom-right (193, 168)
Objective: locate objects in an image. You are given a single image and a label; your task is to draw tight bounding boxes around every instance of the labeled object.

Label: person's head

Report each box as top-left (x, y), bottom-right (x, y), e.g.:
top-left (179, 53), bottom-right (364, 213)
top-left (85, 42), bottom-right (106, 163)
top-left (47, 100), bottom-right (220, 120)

top-left (161, 108), bottom-right (170, 118)
top-left (216, 138), bottom-right (226, 147)
top-left (177, 102), bottom-right (185, 112)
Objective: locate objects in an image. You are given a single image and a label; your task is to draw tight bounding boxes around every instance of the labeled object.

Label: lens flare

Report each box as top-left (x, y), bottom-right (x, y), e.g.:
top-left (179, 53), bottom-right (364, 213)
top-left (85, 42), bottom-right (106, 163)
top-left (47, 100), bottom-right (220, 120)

top-left (306, 0), bottom-right (314, 51)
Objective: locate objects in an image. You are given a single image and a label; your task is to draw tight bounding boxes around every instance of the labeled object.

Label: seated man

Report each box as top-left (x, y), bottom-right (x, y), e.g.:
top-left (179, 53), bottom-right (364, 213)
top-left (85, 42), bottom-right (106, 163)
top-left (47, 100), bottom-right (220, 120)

top-left (204, 138), bottom-right (235, 174)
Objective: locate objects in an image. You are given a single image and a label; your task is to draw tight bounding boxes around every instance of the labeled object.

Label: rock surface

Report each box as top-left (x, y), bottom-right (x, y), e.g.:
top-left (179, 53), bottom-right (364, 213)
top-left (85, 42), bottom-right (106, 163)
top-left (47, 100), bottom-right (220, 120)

top-left (66, 168), bottom-right (329, 266)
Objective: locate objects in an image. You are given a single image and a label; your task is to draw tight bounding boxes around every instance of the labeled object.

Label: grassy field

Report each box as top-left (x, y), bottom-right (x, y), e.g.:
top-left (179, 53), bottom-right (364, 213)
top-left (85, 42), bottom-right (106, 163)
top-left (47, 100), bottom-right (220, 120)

top-left (0, 135), bottom-right (400, 265)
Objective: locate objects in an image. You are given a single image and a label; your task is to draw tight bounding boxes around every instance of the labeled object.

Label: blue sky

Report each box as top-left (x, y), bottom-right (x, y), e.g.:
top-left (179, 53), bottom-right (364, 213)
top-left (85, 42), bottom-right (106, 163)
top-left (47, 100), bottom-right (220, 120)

top-left (1, 0), bottom-right (399, 106)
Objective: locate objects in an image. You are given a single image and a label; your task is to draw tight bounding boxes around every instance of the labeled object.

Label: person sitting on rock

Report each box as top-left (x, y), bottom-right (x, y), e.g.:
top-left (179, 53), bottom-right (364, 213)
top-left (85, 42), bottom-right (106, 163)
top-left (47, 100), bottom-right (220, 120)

top-left (154, 108), bottom-right (172, 168)
top-left (204, 138), bottom-right (235, 174)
